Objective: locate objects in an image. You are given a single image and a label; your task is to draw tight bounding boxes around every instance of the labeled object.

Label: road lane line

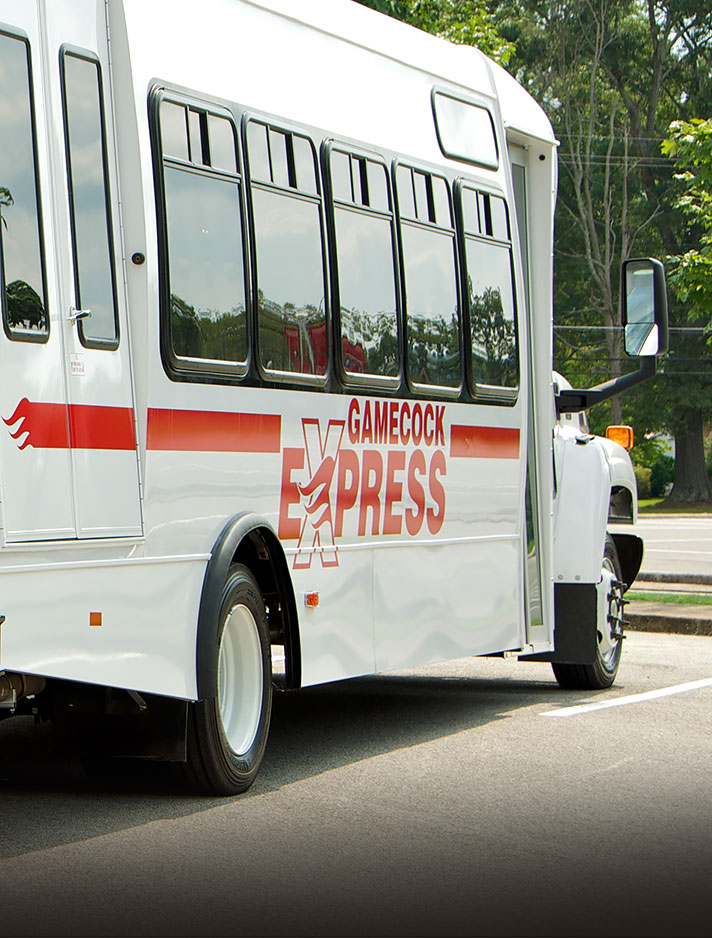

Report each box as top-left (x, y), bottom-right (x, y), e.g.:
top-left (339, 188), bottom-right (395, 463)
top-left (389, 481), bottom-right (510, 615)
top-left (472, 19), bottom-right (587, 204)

top-left (541, 678), bottom-right (712, 717)
top-left (644, 548), bottom-right (712, 555)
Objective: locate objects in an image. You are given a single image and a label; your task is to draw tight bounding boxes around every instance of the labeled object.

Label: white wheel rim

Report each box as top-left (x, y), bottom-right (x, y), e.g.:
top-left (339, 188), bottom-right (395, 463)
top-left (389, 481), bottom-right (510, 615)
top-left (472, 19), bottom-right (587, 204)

top-left (217, 603), bottom-right (263, 757)
top-left (599, 556), bottom-right (621, 667)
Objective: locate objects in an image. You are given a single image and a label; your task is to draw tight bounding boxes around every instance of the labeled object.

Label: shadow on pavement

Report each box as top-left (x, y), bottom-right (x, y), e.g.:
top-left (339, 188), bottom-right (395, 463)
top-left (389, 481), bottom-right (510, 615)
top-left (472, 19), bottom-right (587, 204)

top-left (0, 666), bottom-right (566, 857)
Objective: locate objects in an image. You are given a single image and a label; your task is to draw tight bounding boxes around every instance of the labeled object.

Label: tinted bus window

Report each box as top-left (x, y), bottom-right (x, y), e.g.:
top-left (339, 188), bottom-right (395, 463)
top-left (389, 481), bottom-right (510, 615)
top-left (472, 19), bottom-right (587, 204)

top-left (0, 33), bottom-right (48, 339)
top-left (460, 188), bottom-right (518, 394)
top-left (62, 52), bottom-right (118, 346)
top-left (247, 120), bottom-right (327, 378)
top-left (397, 166), bottom-right (460, 391)
top-left (159, 101), bottom-right (247, 371)
top-left (329, 149), bottom-right (399, 382)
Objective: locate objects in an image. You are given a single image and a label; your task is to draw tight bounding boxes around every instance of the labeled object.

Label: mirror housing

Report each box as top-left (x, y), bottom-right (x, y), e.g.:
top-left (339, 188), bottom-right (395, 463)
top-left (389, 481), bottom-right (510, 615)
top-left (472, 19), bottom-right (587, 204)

top-left (622, 258), bottom-right (669, 356)
top-left (556, 257), bottom-right (669, 414)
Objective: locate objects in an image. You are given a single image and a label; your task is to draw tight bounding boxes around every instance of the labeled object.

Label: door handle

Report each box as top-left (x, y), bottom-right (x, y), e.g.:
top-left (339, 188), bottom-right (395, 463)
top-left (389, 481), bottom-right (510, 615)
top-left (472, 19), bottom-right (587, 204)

top-left (68, 307), bottom-right (92, 323)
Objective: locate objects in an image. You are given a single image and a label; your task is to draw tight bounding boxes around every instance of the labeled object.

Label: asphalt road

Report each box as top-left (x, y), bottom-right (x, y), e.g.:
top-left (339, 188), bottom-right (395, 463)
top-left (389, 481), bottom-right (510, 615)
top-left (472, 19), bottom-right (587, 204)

top-left (1, 631), bottom-right (710, 938)
top-left (634, 513), bottom-right (712, 578)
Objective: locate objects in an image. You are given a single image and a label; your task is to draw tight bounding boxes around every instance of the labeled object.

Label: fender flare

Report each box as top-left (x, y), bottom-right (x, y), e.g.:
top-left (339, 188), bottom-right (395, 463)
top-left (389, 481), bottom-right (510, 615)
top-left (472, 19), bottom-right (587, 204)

top-left (195, 512), bottom-right (300, 699)
top-left (610, 531), bottom-right (644, 589)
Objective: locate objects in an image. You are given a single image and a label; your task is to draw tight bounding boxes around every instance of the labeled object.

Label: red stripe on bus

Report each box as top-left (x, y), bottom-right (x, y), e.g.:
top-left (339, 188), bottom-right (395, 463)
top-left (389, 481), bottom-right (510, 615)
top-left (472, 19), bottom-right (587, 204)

top-left (146, 408), bottom-right (281, 453)
top-left (69, 404), bottom-right (136, 450)
top-left (450, 425), bottom-right (520, 459)
top-left (3, 398), bottom-right (136, 450)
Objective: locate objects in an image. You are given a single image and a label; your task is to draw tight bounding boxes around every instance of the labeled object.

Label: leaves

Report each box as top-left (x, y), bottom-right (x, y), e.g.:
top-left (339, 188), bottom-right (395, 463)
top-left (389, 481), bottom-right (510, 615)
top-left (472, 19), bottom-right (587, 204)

top-left (663, 118), bottom-right (712, 324)
top-left (353, 0), bottom-right (515, 63)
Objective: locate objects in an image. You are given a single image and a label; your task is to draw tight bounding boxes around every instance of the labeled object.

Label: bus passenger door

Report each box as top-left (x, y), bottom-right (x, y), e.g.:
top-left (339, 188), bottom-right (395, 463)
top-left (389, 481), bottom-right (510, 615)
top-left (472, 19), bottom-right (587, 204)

top-left (509, 141), bottom-right (554, 648)
top-left (42, 0), bottom-right (143, 538)
top-left (0, 3), bottom-right (77, 542)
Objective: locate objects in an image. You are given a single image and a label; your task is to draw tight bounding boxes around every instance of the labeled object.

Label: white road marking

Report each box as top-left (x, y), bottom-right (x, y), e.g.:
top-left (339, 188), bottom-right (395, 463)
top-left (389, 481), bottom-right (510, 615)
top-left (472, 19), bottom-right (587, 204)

top-left (644, 548), bottom-right (712, 555)
top-left (541, 678), bottom-right (712, 717)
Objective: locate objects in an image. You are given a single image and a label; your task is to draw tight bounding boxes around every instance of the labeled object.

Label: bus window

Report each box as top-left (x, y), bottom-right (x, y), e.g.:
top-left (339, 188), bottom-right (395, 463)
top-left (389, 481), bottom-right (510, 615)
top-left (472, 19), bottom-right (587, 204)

top-left (396, 166), bottom-right (460, 391)
top-left (247, 120), bottom-right (327, 379)
top-left (0, 33), bottom-right (48, 340)
top-left (61, 51), bottom-right (119, 347)
top-left (432, 91), bottom-right (498, 170)
top-left (159, 100), bottom-right (247, 372)
top-left (460, 187), bottom-right (519, 396)
top-left (328, 148), bottom-right (399, 383)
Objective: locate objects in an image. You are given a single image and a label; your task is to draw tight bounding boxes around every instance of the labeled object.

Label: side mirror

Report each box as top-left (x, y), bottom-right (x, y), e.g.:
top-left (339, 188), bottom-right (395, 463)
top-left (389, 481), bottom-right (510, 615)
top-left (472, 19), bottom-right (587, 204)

top-left (621, 258), bottom-right (669, 356)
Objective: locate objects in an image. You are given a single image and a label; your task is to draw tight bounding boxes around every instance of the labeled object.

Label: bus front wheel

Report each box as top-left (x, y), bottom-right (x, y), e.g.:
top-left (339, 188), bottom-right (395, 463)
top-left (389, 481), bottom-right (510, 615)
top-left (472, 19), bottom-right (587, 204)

top-left (184, 564), bottom-right (273, 795)
top-left (552, 534), bottom-right (625, 690)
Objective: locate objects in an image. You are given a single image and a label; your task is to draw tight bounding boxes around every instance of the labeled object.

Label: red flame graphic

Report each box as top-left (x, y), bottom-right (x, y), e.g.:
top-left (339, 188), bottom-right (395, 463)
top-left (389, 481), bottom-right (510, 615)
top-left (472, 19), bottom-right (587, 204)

top-left (3, 398), bottom-right (69, 450)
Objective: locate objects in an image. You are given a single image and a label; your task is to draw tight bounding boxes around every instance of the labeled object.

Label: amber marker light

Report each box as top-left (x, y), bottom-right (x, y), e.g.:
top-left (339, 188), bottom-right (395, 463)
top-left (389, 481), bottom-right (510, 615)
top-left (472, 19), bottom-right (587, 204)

top-left (606, 425), bottom-right (634, 451)
top-left (89, 612), bottom-right (103, 627)
top-left (304, 592), bottom-right (320, 608)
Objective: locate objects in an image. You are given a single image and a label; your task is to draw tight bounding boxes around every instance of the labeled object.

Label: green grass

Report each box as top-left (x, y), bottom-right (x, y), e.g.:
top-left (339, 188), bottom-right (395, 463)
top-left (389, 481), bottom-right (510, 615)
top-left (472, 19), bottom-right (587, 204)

top-left (639, 498), bottom-right (712, 513)
top-left (628, 591), bottom-right (712, 606)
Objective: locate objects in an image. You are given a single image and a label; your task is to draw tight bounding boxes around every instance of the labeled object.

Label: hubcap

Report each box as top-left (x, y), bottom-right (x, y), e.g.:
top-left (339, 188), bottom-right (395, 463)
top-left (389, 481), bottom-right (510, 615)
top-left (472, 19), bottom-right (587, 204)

top-left (598, 556), bottom-right (624, 667)
top-left (217, 603), bottom-right (263, 756)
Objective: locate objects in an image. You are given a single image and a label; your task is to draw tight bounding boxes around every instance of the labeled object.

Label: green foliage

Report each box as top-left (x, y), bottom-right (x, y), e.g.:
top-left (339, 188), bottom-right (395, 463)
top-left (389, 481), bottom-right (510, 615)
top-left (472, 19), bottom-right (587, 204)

top-left (629, 433), bottom-right (667, 469)
top-left (353, 0), bottom-right (515, 63)
top-left (650, 455), bottom-right (675, 498)
top-left (662, 119), bottom-right (712, 326)
top-left (634, 465), bottom-right (652, 499)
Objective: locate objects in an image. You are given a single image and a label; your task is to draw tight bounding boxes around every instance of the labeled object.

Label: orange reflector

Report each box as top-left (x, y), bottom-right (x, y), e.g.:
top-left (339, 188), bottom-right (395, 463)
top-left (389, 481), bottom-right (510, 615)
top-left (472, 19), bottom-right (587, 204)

top-left (304, 592), bottom-right (319, 608)
top-left (606, 425), bottom-right (634, 451)
top-left (89, 611), bottom-right (102, 627)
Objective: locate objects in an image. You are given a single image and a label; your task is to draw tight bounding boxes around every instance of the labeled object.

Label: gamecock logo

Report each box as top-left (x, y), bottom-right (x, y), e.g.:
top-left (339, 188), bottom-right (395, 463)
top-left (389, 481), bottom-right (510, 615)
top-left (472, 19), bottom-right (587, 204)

top-left (279, 401), bottom-right (448, 569)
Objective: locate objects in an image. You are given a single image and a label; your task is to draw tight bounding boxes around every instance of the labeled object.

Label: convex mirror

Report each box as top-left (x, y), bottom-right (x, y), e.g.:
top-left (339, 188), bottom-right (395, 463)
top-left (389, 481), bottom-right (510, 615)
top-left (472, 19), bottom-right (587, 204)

top-left (622, 258), bottom-right (669, 357)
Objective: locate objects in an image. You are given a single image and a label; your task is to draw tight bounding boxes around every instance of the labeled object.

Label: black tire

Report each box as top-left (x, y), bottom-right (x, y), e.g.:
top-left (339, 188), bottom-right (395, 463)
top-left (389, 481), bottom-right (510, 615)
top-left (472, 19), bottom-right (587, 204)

top-left (183, 564), bottom-right (272, 795)
top-left (552, 534), bottom-right (625, 690)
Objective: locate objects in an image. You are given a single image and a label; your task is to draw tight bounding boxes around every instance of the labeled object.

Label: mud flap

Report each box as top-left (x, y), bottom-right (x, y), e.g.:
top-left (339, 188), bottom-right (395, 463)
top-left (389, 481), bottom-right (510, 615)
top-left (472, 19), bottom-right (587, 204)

top-left (520, 583), bottom-right (598, 664)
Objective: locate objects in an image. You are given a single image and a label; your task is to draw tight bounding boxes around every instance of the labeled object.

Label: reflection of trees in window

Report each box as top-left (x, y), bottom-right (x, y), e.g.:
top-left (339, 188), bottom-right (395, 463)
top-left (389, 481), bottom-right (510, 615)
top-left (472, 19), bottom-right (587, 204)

top-left (340, 308), bottom-right (398, 376)
top-left (246, 131), bottom-right (327, 379)
top-left (170, 293), bottom-right (246, 363)
top-left (0, 34), bottom-right (48, 338)
top-left (469, 282), bottom-right (517, 388)
top-left (6, 280), bottom-right (45, 331)
top-left (461, 197), bottom-right (519, 393)
top-left (160, 99), bottom-right (247, 370)
top-left (396, 185), bottom-right (460, 389)
top-left (257, 291), bottom-right (325, 375)
top-left (407, 311), bottom-right (460, 387)
top-left (330, 149), bottom-right (400, 381)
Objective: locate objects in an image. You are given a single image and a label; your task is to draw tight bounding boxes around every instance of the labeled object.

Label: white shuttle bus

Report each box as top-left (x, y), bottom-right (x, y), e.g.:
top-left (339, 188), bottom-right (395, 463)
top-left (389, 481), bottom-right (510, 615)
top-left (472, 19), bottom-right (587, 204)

top-left (0, 0), bottom-right (669, 793)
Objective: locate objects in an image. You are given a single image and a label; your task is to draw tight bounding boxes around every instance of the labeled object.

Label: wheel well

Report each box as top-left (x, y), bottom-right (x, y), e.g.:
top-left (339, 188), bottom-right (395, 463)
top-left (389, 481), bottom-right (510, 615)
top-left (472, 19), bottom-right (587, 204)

top-left (610, 531), bottom-right (644, 590)
top-left (609, 485), bottom-right (634, 523)
top-left (232, 527), bottom-right (301, 690)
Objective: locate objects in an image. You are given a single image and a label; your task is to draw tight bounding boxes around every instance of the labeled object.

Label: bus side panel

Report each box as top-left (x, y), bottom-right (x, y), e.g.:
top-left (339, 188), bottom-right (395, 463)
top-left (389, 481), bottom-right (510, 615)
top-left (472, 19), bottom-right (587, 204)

top-left (290, 553), bottom-right (375, 687)
top-left (0, 559), bottom-right (205, 699)
top-left (374, 538), bottom-right (523, 672)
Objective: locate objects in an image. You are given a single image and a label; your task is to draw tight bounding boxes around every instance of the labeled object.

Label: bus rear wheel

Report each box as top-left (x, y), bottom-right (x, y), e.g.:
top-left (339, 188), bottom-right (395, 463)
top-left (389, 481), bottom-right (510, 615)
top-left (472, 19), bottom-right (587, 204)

top-left (183, 564), bottom-right (272, 795)
top-left (552, 534), bottom-right (625, 690)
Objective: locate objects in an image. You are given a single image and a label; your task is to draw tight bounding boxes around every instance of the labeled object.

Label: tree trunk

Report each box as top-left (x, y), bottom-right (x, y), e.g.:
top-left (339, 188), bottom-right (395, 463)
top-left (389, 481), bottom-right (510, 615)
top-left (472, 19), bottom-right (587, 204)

top-left (670, 409), bottom-right (712, 503)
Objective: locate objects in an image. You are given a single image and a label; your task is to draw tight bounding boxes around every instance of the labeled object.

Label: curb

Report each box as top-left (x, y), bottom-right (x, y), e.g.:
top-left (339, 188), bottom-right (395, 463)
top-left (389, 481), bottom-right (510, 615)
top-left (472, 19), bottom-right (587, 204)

top-left (626, 603), bottom-right (712, 637)
top-left (639, 571), bottom-right (712, 586)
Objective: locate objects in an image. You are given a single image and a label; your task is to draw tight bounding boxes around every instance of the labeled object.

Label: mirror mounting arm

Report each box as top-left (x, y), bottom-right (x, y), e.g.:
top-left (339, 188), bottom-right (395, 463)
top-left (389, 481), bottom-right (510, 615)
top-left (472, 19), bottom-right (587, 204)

top-left (556, 356), bottom-right (656, 415)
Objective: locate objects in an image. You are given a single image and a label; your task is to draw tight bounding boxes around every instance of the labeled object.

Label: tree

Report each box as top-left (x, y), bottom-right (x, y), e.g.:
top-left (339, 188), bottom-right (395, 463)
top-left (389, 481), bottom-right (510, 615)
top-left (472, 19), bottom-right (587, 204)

top-left (498, 0), bottom-right (712, 500)
top-left (353, 0), bottom-right (515, 63)
top-left (663, 118), bottom-right (712, 324)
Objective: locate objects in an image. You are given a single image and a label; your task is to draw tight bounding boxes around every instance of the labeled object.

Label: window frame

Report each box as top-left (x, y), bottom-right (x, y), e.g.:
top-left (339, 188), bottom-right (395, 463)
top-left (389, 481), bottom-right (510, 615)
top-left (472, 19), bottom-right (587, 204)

top-left (60, 44), bottom-right (120, 351)
top-left (432, 88), bottom-right (499, 171)
top-left (323, 139), bottom-right (402, 391)
top-left (455, 179), bottom-right (520, 404)
top-left (153, 89), bottom-right (252, 381)
top-left (393, 160), bottom-right (463, 398)
top-left (243, 115), bottom-right (330, 387)
top-left (0, 28), bottom-right (50, 344)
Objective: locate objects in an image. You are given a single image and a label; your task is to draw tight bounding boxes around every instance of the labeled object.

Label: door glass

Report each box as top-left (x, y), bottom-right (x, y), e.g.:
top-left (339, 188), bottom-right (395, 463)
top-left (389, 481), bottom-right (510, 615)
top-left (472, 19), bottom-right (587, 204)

top-left (0, 34), bottom-right (48, 338)
top-left (62, 52), bottom-right (118, 346)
